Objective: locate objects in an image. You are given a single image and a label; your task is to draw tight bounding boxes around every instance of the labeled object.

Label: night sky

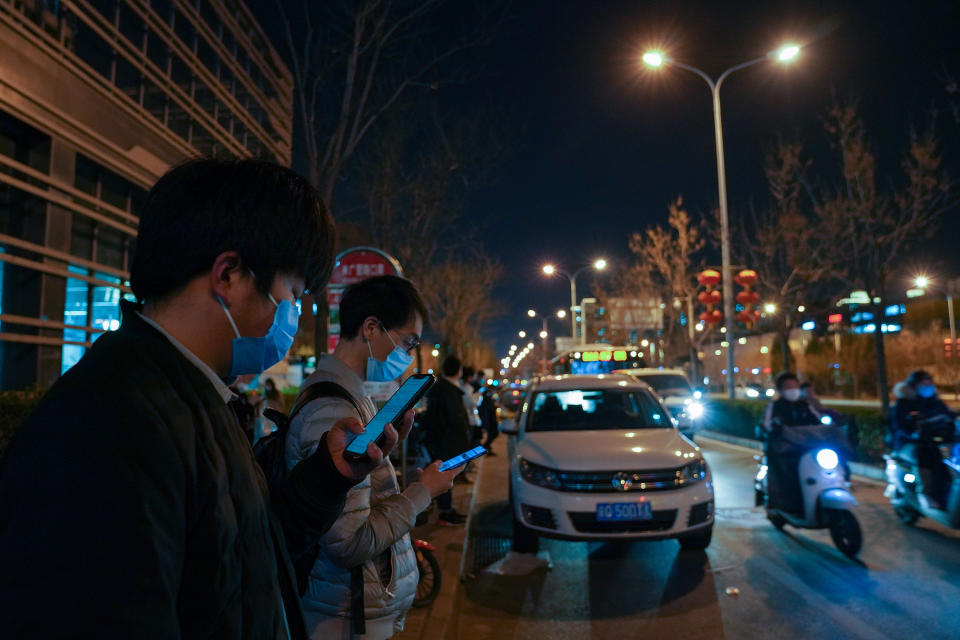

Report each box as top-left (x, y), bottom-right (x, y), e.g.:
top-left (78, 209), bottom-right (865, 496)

top-left (252, 0), bottom-right (960, 359)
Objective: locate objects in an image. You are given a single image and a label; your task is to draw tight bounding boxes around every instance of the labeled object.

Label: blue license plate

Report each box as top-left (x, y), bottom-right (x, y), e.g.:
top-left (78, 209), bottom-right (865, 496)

top-left (596, 501), bottom-right (653, 521)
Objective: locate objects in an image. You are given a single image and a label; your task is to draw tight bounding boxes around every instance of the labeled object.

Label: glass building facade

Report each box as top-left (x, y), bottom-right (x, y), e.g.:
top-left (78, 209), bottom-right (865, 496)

top-left (0, 0), bottom-right (293, 389)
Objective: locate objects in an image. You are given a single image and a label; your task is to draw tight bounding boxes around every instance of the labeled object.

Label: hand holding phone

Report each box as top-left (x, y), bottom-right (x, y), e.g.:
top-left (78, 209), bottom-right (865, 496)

top-left (439, 446), bottom-right (487, 471)
top-left (344, 374), bottom-right (435, 460)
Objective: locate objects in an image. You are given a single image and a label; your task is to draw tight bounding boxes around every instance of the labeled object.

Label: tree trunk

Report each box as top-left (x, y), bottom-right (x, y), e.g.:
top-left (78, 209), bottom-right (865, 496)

top-left (780, 330), bottom-right (791, 372)
top-left (872, 301), bottom-right (890, 413)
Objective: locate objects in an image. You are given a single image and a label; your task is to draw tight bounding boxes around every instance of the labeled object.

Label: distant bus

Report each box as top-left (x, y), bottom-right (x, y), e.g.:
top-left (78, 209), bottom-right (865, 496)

top-left (550, 343), bottom-right (646, 376)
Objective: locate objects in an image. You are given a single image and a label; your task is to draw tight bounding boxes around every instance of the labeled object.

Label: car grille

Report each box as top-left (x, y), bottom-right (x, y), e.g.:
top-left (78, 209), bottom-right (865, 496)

top-left (688, 500), bottom-right (714, 526)
top-left (568, 509), bottom-right (678, 534)
top-left (556, 466), bottom-right (692, 493)
top-left (522, 504), bottom-right (557, 530)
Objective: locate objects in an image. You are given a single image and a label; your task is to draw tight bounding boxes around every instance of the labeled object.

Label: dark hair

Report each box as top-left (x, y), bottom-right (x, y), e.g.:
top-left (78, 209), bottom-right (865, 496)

top-left (130, 158), bottom-right (335, 301)
top-left (800, 381), bottom-right (813, 390)
top-left (775, 371), bottom-right (798, 390)
top-left (339, 275), bottom-right (429, 339)
top-left (907, 370), bottom-right (933, 387)
top-left (442, 355), bottom-right (462, 378)
top-left (462, 366), bottom-right (475, 379)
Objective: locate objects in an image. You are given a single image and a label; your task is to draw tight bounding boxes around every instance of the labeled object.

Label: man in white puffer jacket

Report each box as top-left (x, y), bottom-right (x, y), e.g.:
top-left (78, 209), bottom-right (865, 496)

top-left (285, 276), bottom-right (458, 639)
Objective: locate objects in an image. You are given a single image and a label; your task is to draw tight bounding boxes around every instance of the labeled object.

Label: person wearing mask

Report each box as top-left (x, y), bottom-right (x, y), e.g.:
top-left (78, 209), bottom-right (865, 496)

top-left (894, 370), bottom-right (956, 509)
top-left (762, 372), bottom-right (822, 515)
top-left (0, 159), bottom-right (406, 639)
top-left (423, 355), bottom-right (473, 524)
top-left (285, 275), bottom-right (459, 640)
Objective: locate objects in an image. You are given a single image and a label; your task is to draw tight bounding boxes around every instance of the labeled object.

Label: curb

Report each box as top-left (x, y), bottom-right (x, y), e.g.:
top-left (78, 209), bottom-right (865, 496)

top-left (697, 430), bottom-right (886, 484)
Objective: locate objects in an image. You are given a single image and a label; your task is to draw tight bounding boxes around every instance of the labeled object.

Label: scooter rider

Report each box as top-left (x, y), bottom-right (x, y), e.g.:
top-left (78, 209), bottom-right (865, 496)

top-left (893, 370), bottom-right (956, 509)
top-left (762, 372), bottom-right (822, 515)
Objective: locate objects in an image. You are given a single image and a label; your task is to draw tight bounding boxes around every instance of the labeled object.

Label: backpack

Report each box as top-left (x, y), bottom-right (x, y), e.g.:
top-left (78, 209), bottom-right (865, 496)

top-left (252, 380), bottom-right (363, 604)
top-left (254, 381), bottom-right (361, 488)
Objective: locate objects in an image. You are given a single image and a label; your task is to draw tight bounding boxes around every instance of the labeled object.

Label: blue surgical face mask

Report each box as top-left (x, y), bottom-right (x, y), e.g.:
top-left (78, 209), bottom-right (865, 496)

top-left (366, 323), bottom-right (414, 382)
top-left (219, 290), bottom-right (300, 377)
top-left (917, 384), bottom-right (936, 399)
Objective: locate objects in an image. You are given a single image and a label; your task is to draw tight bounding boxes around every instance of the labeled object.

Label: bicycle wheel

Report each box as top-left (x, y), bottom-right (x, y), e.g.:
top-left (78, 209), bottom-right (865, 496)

top-left (413, 547), bottom-right (442, 608)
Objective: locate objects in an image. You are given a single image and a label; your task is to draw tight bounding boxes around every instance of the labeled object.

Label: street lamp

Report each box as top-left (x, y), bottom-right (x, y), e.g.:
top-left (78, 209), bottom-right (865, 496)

top-left (518, 330), bottom-right (527, 339)
top-left (557, 309), bottom-right (567, 319)
top-left (541, 259), bottom-right (609, 343)
top-left (764, 303), bottom-right (778, 314)
top-left (642, 42), bottom-right (801, 398)
top-left (527, 309), bottom-right (537, 318)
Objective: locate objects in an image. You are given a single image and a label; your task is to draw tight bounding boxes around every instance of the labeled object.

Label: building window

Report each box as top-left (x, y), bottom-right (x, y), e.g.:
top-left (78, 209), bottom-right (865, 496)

top-left (62, 265), bottom-right (89, 374)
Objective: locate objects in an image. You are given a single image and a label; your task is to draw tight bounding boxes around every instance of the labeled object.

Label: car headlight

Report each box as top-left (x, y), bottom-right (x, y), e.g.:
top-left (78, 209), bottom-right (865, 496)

top-left (681, 458), bottom-right (707, 484)
top-left (687, 401), bottom-right (704, 420)
top-left (746, 388), bottom-right (760, 398)
top-left (815, 448), bottom-right (839, 470)
top-left (765, 388), bottom-right (775, 398)
top-left (519, 458), bottom-right (562, 489)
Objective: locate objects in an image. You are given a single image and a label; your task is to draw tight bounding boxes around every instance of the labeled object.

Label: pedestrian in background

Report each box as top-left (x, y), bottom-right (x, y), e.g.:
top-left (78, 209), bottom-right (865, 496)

top-left (264, 376), bottom-right (284, 412)
top-left (423, 355), bottom-right (472, 524)
top-left (479, 383), bottom-right (500, 455)
top-left (460, 365), bottom-right (483, 445)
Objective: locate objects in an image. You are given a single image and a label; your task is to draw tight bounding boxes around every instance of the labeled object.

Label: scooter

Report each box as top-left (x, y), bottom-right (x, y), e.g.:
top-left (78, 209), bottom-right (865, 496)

top-left (884, 418), bottom-right (960, 529)
top-left (754, 419), bottom-right (862, 557)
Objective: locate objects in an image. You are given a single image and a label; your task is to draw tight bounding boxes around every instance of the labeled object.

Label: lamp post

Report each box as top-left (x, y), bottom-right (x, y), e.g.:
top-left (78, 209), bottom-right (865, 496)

top-left (526, 308), bottom-right (566, 374)
top-left (643, 44), bottom-right (800, 397)
top-left (542, 259), bottom-right (608, 344)
top-left (915, 274), bottom-right (958, 396)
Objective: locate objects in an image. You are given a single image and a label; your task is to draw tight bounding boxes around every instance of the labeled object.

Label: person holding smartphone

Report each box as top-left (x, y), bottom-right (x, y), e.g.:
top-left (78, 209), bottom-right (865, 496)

top-left (285, 275), bottom-right (459, 640)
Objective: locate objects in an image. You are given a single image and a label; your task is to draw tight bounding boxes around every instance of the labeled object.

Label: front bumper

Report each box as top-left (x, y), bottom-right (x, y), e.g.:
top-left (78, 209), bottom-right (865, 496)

top-left (512, 475), bottom-right (715, 541)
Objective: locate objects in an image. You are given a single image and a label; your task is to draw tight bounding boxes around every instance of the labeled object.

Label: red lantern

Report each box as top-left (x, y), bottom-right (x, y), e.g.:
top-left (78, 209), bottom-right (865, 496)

top-left (699, 311), bottom-right (713, 324)
top-left (736, 291), bottom-right (760, 305)
top-left (697, 269), bottom-right (721, 287)
top-left (735, 269), bottom-right (759, 287)
top-left (709, 309), bottom-right (723, 324)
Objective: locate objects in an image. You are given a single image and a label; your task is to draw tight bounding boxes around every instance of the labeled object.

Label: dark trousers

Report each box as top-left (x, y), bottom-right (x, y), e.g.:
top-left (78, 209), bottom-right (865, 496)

top-left (767, 447), bottom-right (802, 515)
top-left (437, 489), bottom-right (453, 512)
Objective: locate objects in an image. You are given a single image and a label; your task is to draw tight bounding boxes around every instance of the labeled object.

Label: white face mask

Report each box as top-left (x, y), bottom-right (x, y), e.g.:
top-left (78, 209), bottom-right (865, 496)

top-left (782, 389), bottom-right (803, 402)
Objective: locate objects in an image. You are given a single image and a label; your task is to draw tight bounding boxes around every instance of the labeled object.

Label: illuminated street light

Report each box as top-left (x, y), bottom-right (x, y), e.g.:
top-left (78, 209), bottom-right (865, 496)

top-left (642, 51), bottom-right (664, 67)
top-left (527, 342), bottom-right (535, 349)
top-left (431, 349), bottom-right (440, 357)
top-left (518, 330), bottom-right (527, 339)
top-left (798, 305), bottom-right (806, 313)
top-left (539, 330), bottom-right (548, 339)
top-left (527, 309), bottom-right (537, 318)
top-left (540, 259), bottom-right (610, 343)
top-left (776, 44), bottom-right (800, 62)
top-left (641, 42), bottom-right (802, 399)
top-left (557, 309), bottom-right (567, 319)
top-left (914, 275), bottom-right (930, 290)
top-left (764, 303), bottom-right (777, 314)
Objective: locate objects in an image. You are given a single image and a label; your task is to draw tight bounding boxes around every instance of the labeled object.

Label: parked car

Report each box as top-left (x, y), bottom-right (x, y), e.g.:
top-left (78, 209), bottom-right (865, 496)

top-left (500, 374), bottom-right (714, 549)
top-left (735, 382), bottom-right (775, 400)
top-left (613, 368), bottom-right (703, 440)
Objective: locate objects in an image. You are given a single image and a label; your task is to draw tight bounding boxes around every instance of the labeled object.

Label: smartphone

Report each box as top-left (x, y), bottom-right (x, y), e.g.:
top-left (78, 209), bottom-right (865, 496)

top-left (439, 446), bottom-right (487, 472)
top-left (344, 373), bottom-right (436, 459)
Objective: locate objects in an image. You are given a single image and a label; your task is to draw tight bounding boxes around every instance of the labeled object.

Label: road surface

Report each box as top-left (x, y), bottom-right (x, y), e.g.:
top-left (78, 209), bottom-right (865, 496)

top-left (452, 437), bottom-right (960, 639)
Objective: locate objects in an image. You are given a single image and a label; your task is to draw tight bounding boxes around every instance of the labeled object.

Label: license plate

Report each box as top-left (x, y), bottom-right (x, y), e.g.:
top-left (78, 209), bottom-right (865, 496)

top-left (596, 501), bottom-right (652, 521)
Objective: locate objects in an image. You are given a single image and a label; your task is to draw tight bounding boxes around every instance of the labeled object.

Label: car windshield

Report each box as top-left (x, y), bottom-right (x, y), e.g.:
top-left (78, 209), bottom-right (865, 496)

top-left (527, 389), bottom-right (672, 432)
top-left (635, 374), bottom-right (691, 396)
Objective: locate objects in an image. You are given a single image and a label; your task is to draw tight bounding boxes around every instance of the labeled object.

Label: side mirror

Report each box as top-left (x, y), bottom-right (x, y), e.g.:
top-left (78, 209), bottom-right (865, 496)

top-left (500, 418), bottom-right (519, 436)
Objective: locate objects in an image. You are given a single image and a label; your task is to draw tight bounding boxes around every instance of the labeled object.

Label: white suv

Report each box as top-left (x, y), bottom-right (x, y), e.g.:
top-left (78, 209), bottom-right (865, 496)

top-left (614, 368), bottom-right (704, 440)
top-left (501, 374), bottom-right (714, 549)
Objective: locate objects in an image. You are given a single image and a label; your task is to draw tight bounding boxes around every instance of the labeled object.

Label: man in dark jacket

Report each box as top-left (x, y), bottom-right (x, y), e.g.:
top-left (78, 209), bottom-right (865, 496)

top-left (423, 355), bottom-right (472, 524)
top-left (894, 370), bottom-right (956, 509)
top-left (762, 372), bottom-right (823, 515)
top-left (0, 159), bottom-right (411, 639)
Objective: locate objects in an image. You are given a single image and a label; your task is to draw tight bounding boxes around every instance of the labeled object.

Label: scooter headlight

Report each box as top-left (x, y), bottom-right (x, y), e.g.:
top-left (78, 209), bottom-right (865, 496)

top-left (687, 401), bottom-right (704, 420)
top-left (820, 415), bottom-right (833, 426)
top-left (815, 448), bottom-right (839, 470)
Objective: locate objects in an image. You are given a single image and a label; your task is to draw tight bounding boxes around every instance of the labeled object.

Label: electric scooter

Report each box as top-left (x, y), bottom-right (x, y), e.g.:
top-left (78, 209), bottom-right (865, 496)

top-left (884, 417), bottom-right (960, 529)
top-left (754, 419), bottom-right (862, 557)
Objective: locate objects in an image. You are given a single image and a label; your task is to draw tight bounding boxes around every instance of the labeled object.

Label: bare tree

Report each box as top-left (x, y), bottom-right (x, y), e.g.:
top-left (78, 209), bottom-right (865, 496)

top-left (814, 99), bottom-right (952, 412)
top-left (628, 197), bottom-right (705, 367)
top-left (735, 140), bottom-right (831, 371)
top-left (273, 0), bottom-right (501, 207)
top-left (417, 256), bottom-right (502, 360)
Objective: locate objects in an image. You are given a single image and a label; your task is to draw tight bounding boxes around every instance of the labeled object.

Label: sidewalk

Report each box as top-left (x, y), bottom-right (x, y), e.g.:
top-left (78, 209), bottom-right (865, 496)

top-left (398, 448), bottom-right (486, 640)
